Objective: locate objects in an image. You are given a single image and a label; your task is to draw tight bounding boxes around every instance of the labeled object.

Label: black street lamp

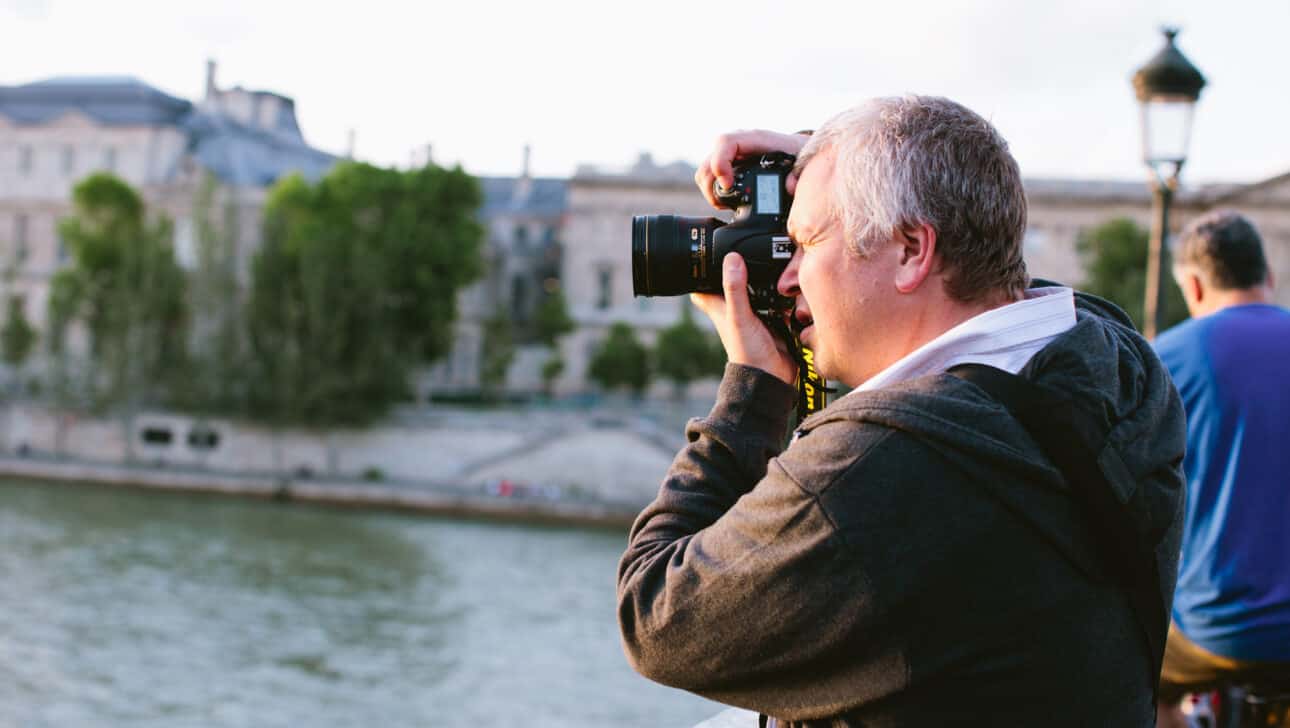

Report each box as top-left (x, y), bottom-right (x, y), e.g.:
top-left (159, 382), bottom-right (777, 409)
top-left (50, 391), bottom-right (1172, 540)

top-left (1132, 27), bottom-right (1206, 339)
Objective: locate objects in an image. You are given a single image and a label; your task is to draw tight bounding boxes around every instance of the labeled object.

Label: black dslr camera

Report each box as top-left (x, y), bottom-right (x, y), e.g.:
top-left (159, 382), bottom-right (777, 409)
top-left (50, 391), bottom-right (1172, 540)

top-left (631, 152), bottom-right (795, 315)
top-left (631, 152), bottom-right (829, 417)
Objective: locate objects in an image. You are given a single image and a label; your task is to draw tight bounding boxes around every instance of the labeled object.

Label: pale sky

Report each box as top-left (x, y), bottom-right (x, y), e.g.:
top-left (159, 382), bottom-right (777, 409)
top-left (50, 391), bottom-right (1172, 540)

top-left (3, 0), bottom-right (1287, 185)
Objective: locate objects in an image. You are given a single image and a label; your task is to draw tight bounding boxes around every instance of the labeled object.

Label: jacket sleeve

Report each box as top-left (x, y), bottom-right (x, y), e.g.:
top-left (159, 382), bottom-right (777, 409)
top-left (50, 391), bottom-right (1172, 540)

top-left (616, 364), bottom-right (898, 719)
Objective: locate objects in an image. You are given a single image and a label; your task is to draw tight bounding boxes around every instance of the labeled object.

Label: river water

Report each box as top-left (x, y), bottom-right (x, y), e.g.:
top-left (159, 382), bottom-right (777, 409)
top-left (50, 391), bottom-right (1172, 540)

top-left (0, 479), bottom-right (723, 727)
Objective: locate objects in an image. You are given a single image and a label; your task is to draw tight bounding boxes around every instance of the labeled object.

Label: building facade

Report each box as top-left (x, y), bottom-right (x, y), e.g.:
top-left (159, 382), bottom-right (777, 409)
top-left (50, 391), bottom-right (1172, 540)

top-left (552, 154), bottom-right (714, 396)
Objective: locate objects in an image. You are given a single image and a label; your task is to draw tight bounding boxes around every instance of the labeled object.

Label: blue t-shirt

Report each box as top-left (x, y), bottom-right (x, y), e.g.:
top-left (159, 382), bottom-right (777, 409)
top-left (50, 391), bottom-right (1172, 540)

top-left (1155, 304), bottom-right (1290, 661)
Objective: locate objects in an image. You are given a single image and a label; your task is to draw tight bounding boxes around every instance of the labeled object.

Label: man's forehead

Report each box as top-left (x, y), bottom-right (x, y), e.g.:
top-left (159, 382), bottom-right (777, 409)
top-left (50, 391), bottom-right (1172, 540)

top-left (788, 150), bottom-right (838, 237)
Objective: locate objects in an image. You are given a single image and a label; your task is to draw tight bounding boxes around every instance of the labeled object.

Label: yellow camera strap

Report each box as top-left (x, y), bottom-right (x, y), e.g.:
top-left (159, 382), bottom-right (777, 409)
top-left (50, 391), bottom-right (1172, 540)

top-left (764, 314), bottom-right (831, 424)
top-left (795, 341), bottom-right (828, 419)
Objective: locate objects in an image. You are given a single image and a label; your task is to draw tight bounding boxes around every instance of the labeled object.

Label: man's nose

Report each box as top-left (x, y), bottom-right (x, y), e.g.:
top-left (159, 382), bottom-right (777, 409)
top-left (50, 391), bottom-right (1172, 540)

top-left (777, 248), bottom-right (802, 298)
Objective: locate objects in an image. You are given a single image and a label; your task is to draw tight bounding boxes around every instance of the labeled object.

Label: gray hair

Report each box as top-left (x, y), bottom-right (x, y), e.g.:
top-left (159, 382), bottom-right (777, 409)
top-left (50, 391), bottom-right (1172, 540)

top-left (796, 96), bottom-right (1029, 301)
top-left (1174, 209), bottom-right (1268, 291)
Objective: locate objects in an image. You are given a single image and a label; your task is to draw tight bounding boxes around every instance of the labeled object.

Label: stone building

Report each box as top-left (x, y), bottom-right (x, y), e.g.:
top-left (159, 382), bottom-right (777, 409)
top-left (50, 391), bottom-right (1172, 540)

top-left (553, 153), bottom-right (714, 396)
top-left (0, 63), bottom-right (337, 345)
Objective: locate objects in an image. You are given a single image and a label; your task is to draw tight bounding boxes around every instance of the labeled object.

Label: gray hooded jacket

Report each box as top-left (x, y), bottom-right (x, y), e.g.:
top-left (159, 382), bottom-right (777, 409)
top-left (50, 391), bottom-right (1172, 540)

top-left (618, 292), bottom-right (1186, 726)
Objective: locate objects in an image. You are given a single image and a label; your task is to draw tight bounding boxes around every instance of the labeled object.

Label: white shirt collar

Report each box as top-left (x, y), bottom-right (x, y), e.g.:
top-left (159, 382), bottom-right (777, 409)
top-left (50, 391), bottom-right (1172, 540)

top-left (851, 286), bottom-right (1077, 394)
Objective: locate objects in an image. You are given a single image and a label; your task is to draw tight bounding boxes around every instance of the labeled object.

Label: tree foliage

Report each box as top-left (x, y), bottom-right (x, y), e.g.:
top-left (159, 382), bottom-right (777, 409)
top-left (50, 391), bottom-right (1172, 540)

top-left (1077, 217), bottom-right (1188, 332)
top-left (245, 162), bottom-right (484, 427)
top-left (540, 354), bottom-right (564, 395)
top-left (1, 296), bottom-right (36, 369)
top-left (654, 304), bottom-right (725, 394)
top-left (171, 174), bottom-right (249, 415)
top-left (480, 312), bottom-right (515, 394)
top-left (588, 322), bottom-right (651, 395)
top-left (534, 287), bottom-right (575, 347)
top-left (50, 173), bottom-right (188, 411)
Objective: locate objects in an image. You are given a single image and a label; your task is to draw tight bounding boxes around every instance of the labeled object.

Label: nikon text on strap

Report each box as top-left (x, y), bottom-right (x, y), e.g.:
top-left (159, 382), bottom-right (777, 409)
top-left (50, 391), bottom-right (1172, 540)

top-left (764, 314), bottom-right (830, 423)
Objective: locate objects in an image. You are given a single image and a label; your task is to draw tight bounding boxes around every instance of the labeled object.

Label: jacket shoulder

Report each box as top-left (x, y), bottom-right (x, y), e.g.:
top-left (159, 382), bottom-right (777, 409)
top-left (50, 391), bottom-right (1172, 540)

top-left (776, 413), bottom-right (935, 500)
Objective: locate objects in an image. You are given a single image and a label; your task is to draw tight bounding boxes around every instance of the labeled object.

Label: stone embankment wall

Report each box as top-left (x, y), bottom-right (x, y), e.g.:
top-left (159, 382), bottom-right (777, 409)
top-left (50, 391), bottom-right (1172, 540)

top-left (0, 401), bottom-right (708, 525)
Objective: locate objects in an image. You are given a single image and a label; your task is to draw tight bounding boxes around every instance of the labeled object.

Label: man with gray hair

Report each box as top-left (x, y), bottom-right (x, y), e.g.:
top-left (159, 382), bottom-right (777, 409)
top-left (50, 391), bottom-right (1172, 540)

top-left (1154, 210), bottom-right (1290, 727)
top-left (618, 96), bottom-right (1186, 725)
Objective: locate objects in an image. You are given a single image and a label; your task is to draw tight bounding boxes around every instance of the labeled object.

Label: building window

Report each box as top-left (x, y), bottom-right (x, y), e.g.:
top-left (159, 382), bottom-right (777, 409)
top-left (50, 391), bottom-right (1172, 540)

top-left (18, 146), bottom-right (32, 176)
top-left (511, 275), bottom-right (528, 321)
top-left (187, 425), bottom-right (220, 450)
top-left (56, 232), bottom-right (69, 264)
top-left (103, 146), bottom-right (117, 172)
top-left (596, 265), bottom-right (613, 310)
top-left (513, 224), bottom-right (529, 251)
top-left (62, 145), bottom-right (75, 176)
top-left (140, 427), bottom-right (173, 446)
top-left (14, 215), bottom-right (29, 264)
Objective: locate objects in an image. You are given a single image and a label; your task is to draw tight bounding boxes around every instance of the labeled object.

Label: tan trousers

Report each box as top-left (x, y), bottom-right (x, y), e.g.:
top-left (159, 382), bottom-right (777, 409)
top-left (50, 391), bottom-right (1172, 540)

top-left (1159, 622), bottom-right (1290, 703)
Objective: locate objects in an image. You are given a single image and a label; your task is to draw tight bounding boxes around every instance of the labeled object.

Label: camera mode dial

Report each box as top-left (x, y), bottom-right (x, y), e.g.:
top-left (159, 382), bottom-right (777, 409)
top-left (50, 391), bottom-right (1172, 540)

top-left (713, 174), bottom-right (748, 209)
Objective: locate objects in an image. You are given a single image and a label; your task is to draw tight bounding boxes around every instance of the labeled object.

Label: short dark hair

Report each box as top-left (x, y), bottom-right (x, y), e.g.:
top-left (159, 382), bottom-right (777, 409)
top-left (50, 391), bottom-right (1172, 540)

top-left (1175, 210), bottom-right (1269, 291)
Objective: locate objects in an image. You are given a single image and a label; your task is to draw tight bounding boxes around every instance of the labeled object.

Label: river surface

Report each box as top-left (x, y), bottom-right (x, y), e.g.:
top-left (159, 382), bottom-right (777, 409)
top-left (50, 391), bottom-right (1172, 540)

top-left (0, 479), bottom-right (723, 727)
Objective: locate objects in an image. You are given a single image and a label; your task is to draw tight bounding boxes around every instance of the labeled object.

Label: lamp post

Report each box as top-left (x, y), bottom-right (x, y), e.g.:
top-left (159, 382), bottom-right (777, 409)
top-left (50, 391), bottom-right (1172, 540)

top-left (1132, 27), bottom-right (1206, 340)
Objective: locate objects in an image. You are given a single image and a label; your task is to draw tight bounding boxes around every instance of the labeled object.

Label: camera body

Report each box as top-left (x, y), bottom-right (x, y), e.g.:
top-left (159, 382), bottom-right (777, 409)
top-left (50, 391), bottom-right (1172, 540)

top-left (631, 152), bottom-right (795, 313)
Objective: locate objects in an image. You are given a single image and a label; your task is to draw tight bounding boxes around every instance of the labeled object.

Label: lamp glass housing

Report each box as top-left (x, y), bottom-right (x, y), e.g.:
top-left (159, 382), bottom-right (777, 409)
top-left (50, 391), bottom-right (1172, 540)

top-left (1140, 94), bottom-right (1195, 168)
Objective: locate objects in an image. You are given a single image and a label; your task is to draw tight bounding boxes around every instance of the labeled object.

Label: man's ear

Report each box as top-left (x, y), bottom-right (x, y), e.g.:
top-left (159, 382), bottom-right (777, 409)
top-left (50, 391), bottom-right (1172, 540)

top-left (1174, 265), bottom-right (1204, 310)
top-left (894, 223), bottom-right (937, 294)
top-left (1186, 270), bottom-right (1204, 305)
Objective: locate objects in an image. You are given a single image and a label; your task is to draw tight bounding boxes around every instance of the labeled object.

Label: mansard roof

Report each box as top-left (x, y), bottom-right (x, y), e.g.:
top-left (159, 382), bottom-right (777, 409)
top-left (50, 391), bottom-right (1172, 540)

top-left (478, 176), bottom-right (568, 218)
top-left (0, 76), bottom-right (193, 125)
top-left (0, 75), bottom-right (336, 187)
top-left (184, 109), bottom-right (335, 187)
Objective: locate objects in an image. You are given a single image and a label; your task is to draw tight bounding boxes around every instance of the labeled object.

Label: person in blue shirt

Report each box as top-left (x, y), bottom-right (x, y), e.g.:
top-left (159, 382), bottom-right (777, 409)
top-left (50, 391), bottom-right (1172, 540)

top-left (1154, 209), bottom-right (1290, 726)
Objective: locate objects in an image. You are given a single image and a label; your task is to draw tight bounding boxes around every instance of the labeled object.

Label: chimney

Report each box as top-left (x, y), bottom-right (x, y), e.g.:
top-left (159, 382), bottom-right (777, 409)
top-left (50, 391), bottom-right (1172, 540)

top-left (424, 143), bottom-right (434, 167)
top-left (205, 59), bottom-right (218, 101)
top-left (513, 144), bottom-right (533, 205)
top-left (346, 128), bottom-right (356, 159)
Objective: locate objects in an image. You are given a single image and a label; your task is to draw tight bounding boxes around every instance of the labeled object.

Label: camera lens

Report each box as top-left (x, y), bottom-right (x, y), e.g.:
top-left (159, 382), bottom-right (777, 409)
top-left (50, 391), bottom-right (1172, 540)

top-left (631, 215), bottom-right (724, 297)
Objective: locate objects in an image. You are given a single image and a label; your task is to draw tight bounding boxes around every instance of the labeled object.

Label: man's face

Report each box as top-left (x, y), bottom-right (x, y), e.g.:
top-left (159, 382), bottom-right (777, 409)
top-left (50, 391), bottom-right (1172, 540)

top-left (780, 149), bottom-right (903, 388)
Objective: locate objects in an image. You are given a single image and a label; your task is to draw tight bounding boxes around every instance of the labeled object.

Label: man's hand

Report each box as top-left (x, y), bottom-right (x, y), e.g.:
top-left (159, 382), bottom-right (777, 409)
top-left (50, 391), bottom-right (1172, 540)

top-left (695, 130), bottom-right (810, 210)
top-left (691, 253), bottom-right (797, 386)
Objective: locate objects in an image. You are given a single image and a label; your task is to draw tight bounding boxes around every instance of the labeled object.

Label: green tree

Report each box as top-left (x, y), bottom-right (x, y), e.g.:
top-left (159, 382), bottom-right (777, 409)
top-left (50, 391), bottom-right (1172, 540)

top-left (173, 174), bottom-right (249, 416)
top-left (246, 174), bottom-right (401, 430)
top-left (0, 295), bottom-right (37, 455)
top-left (540, 355), bottom-right (564, 397)
top-left (534, 287), bottom-right (575, 346)
top-left (480, 313), bottom-right (515, 395)
top-left (588, 322), bottom-right (651, 396)
top-left (1077, 217), bottom-right (1188, 332)
top-left (534, 286), bottom-right (575, 397)
top-left (654, 304), bottom-right (725, 397)
top-left (50, 174), bottom-right (188, 458)
top-left (245, 162), bottom-right (484, 430)
top-left (1, 296), bottom-right (36, 373)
